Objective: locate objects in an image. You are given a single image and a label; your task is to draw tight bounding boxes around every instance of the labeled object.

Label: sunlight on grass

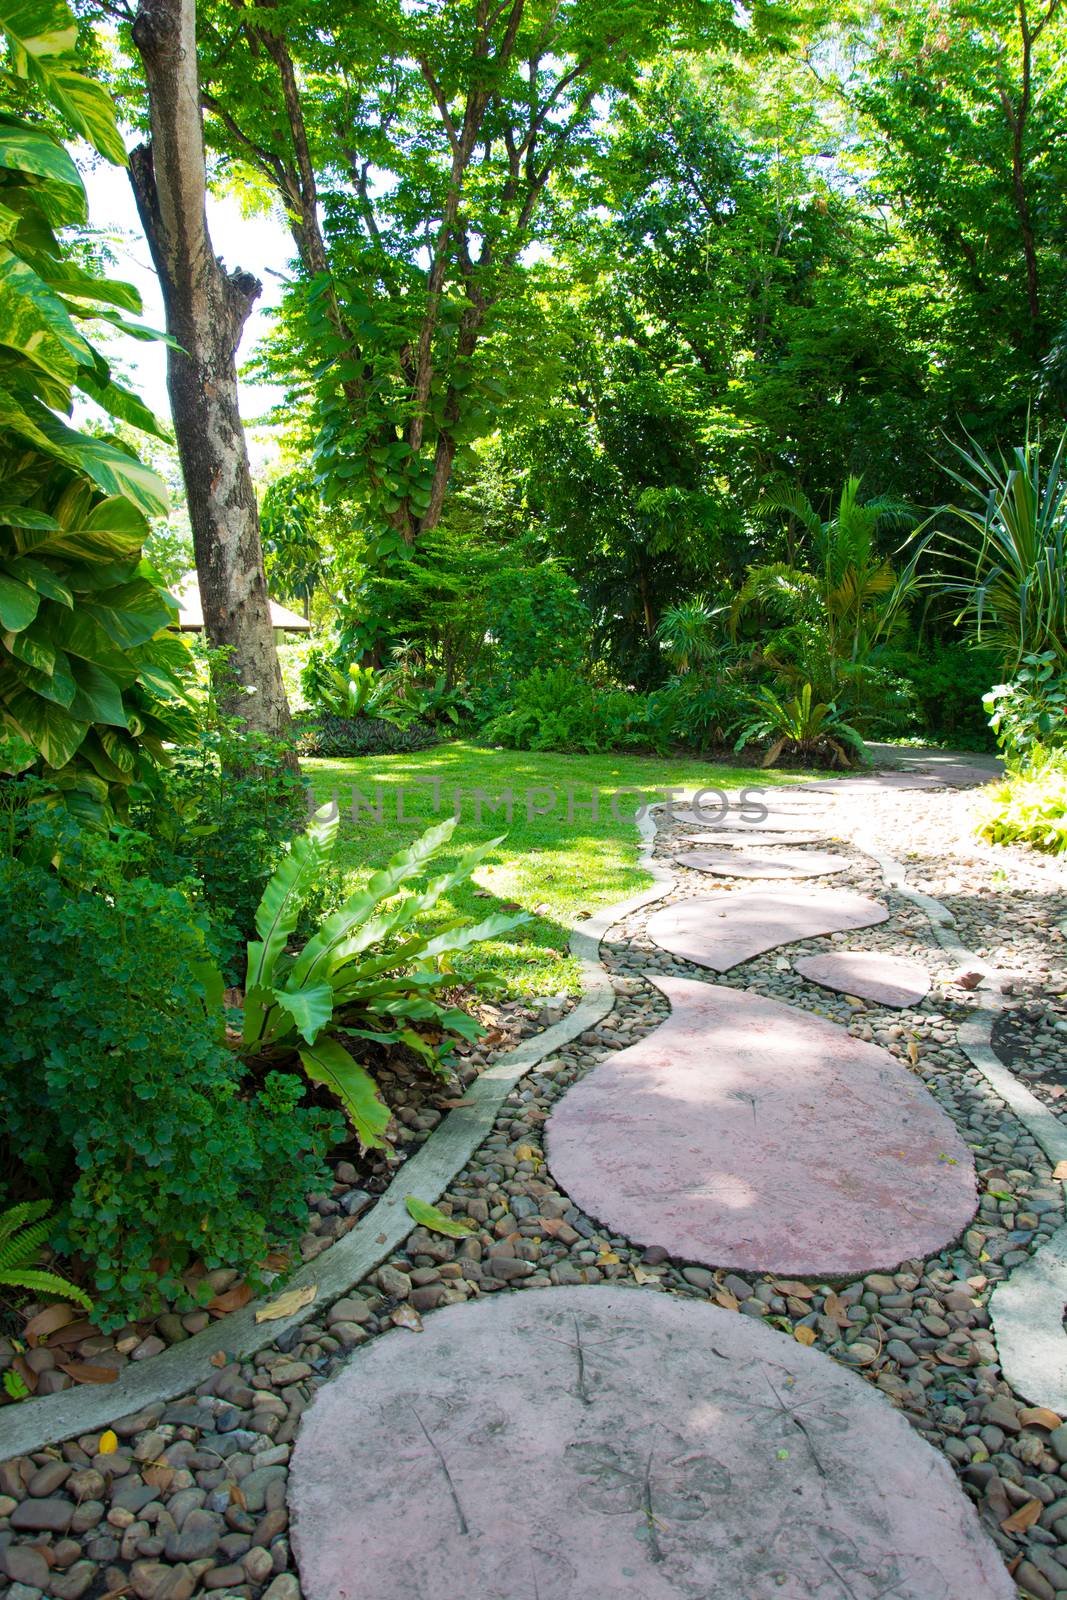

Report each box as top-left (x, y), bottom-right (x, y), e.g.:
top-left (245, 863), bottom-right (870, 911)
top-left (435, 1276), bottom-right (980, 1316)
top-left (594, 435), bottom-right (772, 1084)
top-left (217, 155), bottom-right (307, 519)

top-left (304, 742), bottom-right (803, 997)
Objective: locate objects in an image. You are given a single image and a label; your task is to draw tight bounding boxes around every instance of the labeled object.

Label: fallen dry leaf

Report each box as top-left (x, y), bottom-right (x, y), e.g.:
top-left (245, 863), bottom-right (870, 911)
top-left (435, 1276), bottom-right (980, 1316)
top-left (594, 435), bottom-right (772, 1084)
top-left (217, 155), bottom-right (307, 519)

top-left (794, 1325), bottom-right (817, 1346)
top-left (1001, 1497), bottom-right (1042, 1534)
top-left (11, 1356), bottom-right (37, 1395)
top-left (632, 1266), bottom-right (660, 1286)
top-left (228, 1482), bottom-right (247, 1510)
top-left (823, 1291), bottom-right (850, 1328)
top-left (773, 1280), bottom-right (815, 1300)
top-left (390, 1303), bottom-right (424, 1332)
top-left (42, 1319), bottom-right (97, 1349)
top-left (208, 1281), bottom-right (253, 1315)
top-left (23, 1303), bottom-right (78, 1348)
top-left (97, 1429), bottom-right (119, 1455)
top-left (57, 1362), bottom-right (119, 1385)
top-left (254, 1283), bottom-right (317, 1324)
top-left (209, 1350), bottom-right (228, 1368)
top-left (1019, 1406), bottom-right (1062, 1430)
top-left (714, 1290), bottom-right (740, 1311)
top-left (907, 1039), bottom-right (920, 1066)
top-left (143, 1464), bottom-right (175, 1493)
top-left (514, 1144), bottom-right (540, 1163)
top-left (597, 1250), bottom-right (621, 1265)
top-left (1053, 1160), bottom-right (1067, 1182)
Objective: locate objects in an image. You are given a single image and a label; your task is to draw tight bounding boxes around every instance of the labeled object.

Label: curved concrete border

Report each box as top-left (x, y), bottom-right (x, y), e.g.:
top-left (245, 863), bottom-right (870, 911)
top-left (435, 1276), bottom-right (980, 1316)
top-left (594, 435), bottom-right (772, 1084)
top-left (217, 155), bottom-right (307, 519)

top-left (853, 827), bottom-right (1067, 1414)
top-left (1, 810), bottom-right (677, 1460)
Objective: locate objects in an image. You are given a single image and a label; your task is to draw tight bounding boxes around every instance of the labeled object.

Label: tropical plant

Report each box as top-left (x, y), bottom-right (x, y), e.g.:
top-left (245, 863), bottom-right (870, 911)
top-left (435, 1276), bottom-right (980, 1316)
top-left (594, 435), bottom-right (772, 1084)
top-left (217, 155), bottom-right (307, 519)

top-left (301, 655), bottom-right (409, 725)
top-left (926, 427), bottom-right (1067, 668)
top-left (745, 476), bottom-right (918, 692)
top-left (977, 746), bottom-right (1067, 856)
top-left (655, 598), bottom-right (725, 674)
top-left (734, 682), bottom-right (868, 769)
top-left (983, 652), bottom-right (1067, 758)
top-left (230, 809), bottom-right (529, 1150)
top-left (0, 1200), bottom-right (90, 1310)
top-left (401, 674), bottom-right (474, 729)
top-left (0, 0), bottom-right (195, 817)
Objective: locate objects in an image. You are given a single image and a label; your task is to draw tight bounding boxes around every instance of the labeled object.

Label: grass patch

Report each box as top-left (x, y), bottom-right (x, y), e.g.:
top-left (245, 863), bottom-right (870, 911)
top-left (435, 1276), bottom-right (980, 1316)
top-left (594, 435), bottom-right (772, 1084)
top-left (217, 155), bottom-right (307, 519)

top-left (304, 741), bottom-right (804, 997)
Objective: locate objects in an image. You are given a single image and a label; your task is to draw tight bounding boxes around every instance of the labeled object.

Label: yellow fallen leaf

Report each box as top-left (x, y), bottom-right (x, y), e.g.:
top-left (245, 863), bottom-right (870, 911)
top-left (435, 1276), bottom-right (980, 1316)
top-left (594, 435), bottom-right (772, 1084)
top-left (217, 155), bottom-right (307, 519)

top-left (254, 1283), bottom-right (317, 1324)
top-left (907, 1039), bottom-right (920, 1066)
top-left (514, 1145), bottom-right (540, 1163)
top-left (632, 1266), bottom-right (660, 1286)
top-left (794, 1326), bottom-right (817, 1346)
top-left (1053, 1160), bottom-right (1067, 1182)
top-left (97, 1429), bottom-right (118, 1455)
top-left (597, 1250), bottom-right (620, 1265)
top-left (714, 1289), bottom-right (740, 1311)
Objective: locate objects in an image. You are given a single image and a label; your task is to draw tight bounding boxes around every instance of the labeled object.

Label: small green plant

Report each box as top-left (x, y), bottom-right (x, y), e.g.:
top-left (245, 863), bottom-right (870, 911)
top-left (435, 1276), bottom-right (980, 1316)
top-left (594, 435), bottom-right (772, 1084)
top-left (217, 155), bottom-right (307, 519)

top-left (977, 746), bottom-right (1067, 856)
top-left (0, 1200), bottom-right (90, 1310)
top-left (482, 667), bottom-right (655, 753)
top-left (231, 809), bottom-right (530, 1149)
top-left (734, 683), bottom-right (868, 769)
top-left (983, 653), bottom-right (1067, 759)
top-left (302, 655), bottom-right (410, 725)
top-left (403, 674), bottom-right (474, 728)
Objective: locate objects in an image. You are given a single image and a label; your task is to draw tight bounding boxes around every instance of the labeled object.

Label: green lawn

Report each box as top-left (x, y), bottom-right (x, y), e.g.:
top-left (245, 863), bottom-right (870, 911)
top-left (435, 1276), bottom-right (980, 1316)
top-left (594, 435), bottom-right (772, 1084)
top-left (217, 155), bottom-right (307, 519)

top-left (304, 741), bottom-right (803, 998)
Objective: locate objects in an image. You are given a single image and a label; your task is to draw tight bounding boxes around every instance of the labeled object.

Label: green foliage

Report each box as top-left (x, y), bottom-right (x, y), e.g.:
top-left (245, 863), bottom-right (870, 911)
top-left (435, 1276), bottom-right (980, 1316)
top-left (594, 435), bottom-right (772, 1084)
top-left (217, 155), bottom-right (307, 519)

top-left (303, 656), bottom-right (408, 723)
top-left (878, 642), bottom-right (999, 748)
top-left (0, 0), bottom-right (190, 819)
top-left (483, 560), bottom-right (592, 702)
top-left (734, 682), bottom-right (868, 769)
top-left (977, 747), bottom-right (1067, 857)
top-left (925, 428), bottom-right (1067, 669)
top-left (0, 803), bottom-right (338, 1327)
top-left (0, 1198), bottom-right (90, 1309)
top-left (232, 809), bottom-right (529, 1151)
top-left (295, 712), bottom-right (437, 760)
top-left (481, 667), bottom-right (659, 754)
top-left (651, 672), bottom-right (747, 752)
top-left (984, 653), bottom-right (1067, 759)
top-left (137, 713), bottom-right (306, 981)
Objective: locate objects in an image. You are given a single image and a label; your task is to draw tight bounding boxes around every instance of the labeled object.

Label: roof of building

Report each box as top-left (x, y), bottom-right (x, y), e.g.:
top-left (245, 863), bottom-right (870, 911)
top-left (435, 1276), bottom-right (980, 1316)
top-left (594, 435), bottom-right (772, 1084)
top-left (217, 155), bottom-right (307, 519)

top-left (172, 572), bottom-right (311, 632)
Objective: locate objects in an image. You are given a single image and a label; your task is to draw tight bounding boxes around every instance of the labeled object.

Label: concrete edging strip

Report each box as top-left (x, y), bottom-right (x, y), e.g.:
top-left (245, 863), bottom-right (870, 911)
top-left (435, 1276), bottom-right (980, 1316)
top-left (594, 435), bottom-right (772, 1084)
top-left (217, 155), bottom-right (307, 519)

top-left (1, 809), bottom-right (674, 1459)
top-left (855, 828), bottom-right (1067, 1414)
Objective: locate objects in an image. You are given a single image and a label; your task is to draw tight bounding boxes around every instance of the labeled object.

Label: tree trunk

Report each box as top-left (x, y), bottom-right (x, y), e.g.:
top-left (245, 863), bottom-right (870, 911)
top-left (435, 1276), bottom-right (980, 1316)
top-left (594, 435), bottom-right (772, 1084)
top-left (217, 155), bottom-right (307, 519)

top-left (129, 0), bottom-right (293, 748)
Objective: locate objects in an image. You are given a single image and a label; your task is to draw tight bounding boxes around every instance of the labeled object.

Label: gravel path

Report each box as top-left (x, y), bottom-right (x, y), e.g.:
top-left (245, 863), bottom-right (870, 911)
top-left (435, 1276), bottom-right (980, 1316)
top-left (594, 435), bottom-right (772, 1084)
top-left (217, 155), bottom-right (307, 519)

top-left (1, 767), bottom-right (1066, 1600)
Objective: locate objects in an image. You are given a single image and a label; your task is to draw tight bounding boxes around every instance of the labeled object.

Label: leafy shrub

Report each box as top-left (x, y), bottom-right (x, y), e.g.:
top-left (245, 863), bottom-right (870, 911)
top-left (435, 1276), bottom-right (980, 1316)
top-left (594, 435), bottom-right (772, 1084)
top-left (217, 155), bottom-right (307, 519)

top-left (483, 561), bottom-right (591, 700)
top-left (984, 652), bottom-right (1067, 758)
top-left (734, 683), bottom-right (868, 768)
top-left (0, 807), bottom-right (338, 1327)
top-left (651, 674), bottom-right (748, 750)
top-left (977, 747), bottom-right (1067, 856)
top-left (0, 10), bottom-right (195, 820)
top-left (302, 654), bottom-right (410, 723)
top-left (879, 642), bottom-right (999, 747)
top-left (136, 715), bottom-right (306, 979)
top-left (481, 667), bottom-right (656, 753)
top-left (295, 713), bottom-right (438, 759)
top-left (228, 811), bottom-right (529, 1150)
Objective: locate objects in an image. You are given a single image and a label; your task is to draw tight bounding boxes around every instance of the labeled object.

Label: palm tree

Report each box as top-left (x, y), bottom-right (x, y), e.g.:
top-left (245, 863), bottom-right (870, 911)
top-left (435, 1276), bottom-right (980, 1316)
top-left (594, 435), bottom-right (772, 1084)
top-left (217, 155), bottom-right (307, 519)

top-left (734, 476), bottom-right (918, 696)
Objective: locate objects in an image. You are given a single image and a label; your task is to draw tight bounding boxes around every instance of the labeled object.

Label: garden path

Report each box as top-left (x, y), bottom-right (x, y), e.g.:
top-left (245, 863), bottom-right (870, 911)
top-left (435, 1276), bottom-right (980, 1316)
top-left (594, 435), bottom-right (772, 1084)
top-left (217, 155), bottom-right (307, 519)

top-left (8, 749), bottom-right (1067, 1600)
top-left (288, 757), bottom-right (1032, 1600)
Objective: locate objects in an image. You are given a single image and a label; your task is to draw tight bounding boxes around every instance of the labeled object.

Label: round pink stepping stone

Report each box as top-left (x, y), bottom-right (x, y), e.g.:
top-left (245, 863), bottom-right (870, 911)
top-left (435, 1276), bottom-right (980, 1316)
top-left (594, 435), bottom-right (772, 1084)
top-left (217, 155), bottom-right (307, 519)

top-left (795, 951), bottom-right (932, 1008)
top-left (290, 1286), bottom-right (1010, 1600)
top-left (648, 888), bottom-right (888, 971)
top-left (687, 830), bottom-right (831, 848)
top-left (545, 976), bottom-right (975, 1276)
top-left (676, 848), bottom-right (849, 880)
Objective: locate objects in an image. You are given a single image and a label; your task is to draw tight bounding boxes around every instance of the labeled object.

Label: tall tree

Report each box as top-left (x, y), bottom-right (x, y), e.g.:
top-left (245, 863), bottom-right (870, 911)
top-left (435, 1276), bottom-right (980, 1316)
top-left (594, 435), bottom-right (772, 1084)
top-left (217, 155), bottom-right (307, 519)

top-left (128, 0), bottom-right (292, 738)
top-left (196, 0), bottom-right (776, 561)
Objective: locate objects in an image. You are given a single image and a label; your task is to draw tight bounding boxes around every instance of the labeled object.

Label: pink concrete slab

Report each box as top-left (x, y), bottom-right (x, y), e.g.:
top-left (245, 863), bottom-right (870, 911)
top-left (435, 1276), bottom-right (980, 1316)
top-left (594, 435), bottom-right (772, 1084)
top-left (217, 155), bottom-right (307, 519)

top-left (670, 807), bottom-right (831, 832)
top-left (795, 951), bottom-right (932, 1008)
top-left (290, 1286), bottom-right (1010, 1600)
top-left (676, 848), bottom-right (850, 880)
top-left (545, 975), bottom-right (975, 1277)
top-left (686, 830), bottom-right (831, 848)
top-left (647, 888), bottom-right (888, 972)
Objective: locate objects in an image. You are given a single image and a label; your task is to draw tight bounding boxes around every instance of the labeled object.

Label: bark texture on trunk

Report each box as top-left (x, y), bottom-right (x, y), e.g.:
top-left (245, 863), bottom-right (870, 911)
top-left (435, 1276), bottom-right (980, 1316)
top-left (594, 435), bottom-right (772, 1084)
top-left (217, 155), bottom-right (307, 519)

top-left (129, 0), bottom-right (292, 744)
